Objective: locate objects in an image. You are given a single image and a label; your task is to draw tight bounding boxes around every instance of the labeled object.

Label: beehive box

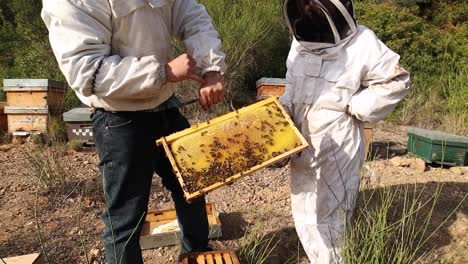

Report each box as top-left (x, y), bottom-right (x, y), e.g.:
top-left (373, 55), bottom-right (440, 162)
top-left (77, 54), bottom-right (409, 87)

top-left (180, 250), bottom-right (240, 264)
top-left (0, 102), bottom-right (7, 131)
top-left (157, 97), bottom-right (308, 201)
top-left (140, 203), bottom-right (222, 250)
top-left (2, 253), bottom-right (44, 264)
top-left (63, 107), bottom-right (93, 143)
top-left (3, 79), bottom-right (66, 134)
top-left (407, 127), bottom-right (468, 166)
top-left (256, 78), bottom-right (286, 101)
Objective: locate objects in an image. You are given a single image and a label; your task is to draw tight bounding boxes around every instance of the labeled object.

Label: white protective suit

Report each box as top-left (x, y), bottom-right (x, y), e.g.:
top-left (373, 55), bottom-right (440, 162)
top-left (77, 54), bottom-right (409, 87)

top-left (280, 0), bottom-right (410, 263)
top-left (41, 0), bottom-right (226, 111)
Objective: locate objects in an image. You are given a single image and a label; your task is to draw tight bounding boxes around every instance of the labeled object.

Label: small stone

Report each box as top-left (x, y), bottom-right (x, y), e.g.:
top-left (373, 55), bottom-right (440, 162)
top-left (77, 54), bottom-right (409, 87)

top-left (390, 157), bottom-right (410, 167)
top-left (69, 227), bottom-right (79, 235)
top-left (90, 248), bottom-right (100, 256)
top-left (410, 158), bottom-right (426, 172)
top-left (0, 145), bottom-right (11, 152)
top-left (85, 197), bottom-right (94, 207)
top-left (449, 167), bottom-right (464, 175)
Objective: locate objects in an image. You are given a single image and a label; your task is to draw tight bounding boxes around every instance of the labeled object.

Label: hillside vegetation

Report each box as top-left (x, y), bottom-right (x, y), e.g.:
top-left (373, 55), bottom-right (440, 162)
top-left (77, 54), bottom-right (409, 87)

top-left (0, 0), bottom-right (466, 134)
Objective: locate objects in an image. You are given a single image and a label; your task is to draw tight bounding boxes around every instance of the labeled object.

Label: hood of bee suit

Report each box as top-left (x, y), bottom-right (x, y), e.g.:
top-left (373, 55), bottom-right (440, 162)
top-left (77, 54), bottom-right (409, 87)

top-left (284, 0), bottom-right (358, 52)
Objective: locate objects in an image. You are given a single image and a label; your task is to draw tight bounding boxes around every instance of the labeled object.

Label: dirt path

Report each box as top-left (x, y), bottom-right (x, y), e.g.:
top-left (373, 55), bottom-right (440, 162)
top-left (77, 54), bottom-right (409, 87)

top-left (0, 122), bottom-right (466, 263)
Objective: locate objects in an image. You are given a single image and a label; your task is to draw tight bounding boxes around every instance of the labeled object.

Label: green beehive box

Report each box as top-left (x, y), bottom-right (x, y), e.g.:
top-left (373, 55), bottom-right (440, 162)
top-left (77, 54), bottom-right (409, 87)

top-left (407, 127), bottom-right (468, 166)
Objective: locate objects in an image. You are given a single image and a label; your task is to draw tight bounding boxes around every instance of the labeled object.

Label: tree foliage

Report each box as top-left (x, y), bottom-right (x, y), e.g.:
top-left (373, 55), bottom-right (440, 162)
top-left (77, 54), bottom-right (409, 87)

top-left (0, 0), bottom-right (466, 132)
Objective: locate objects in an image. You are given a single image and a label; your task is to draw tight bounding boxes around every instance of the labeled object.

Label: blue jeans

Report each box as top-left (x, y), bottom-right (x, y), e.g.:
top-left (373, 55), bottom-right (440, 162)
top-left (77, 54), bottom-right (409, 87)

top-left (92, 108), bottom-right (209, 264)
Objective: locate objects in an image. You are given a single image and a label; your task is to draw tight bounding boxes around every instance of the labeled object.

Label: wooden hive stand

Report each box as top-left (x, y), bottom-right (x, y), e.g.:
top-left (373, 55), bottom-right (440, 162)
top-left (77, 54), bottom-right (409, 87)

top-left (180, 250), bottom-right (240, 264)
top-left (2, 79), bottom-right (66, 135)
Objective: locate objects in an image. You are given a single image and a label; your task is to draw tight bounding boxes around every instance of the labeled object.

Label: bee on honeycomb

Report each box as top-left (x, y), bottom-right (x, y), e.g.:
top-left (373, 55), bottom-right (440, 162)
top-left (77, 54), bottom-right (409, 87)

top-left (170, 101), bottom-right (302, 194)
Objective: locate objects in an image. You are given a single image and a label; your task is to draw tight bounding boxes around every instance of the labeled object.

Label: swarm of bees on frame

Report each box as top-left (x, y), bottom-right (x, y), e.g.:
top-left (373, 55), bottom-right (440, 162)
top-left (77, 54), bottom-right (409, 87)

top-left (170, 102), bottom-right (302, 194)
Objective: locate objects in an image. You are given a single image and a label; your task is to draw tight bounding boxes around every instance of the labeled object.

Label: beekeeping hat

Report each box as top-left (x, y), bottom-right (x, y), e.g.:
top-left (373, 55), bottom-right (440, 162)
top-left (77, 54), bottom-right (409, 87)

top-left (284, 0), bottom-right (357, 50)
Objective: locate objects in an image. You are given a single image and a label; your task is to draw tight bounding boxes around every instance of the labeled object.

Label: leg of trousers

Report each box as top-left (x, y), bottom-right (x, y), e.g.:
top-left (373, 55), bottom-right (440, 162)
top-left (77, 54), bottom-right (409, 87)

top-left (290, 134), bottom-right (363, 264)
top-left (92, 108), bottom-right (208, 264)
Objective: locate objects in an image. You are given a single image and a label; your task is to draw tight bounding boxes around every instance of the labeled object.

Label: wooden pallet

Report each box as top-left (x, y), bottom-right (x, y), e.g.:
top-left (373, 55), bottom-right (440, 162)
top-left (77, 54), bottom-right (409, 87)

top-left (157, 97), bottom-right (308, 202)
top-left (181, 250), bottom-right (240, 264)
top-left (140, 203), bottom-right (222, 250)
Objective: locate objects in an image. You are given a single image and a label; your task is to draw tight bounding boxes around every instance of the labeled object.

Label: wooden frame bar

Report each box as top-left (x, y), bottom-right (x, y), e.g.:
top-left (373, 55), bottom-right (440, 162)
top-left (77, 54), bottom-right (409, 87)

top-left (157, 97), bottom-right (309, 202)
top-left (181, 250), bottom-right (240, 264)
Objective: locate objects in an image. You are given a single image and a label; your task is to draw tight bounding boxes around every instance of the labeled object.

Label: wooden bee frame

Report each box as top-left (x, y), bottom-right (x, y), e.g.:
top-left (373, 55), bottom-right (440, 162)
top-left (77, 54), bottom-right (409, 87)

top-left (157, 97), bottom-right (309, 202)
top-left (180, 250), bottom-right (240, 264)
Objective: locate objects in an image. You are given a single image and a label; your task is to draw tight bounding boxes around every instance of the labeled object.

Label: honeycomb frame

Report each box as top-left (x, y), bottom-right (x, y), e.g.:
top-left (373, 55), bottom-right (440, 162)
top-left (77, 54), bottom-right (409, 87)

top-left (157, 97), bottom-right (308, 201)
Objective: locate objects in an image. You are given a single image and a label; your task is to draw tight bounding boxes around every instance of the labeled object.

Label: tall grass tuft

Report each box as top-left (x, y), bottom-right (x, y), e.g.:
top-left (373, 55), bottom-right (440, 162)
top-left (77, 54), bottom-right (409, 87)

top-left (238, 224), bottom-right (279, 264)
top-left (26, 145), bottom-right (68, 190)
top-left (342, 182), bottom-right (466, 264)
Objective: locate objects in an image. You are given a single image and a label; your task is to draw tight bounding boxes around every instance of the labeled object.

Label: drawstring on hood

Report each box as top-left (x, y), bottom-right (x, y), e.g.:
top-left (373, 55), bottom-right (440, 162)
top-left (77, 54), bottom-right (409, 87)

top-left (284, 0), bottom-right (357, 51)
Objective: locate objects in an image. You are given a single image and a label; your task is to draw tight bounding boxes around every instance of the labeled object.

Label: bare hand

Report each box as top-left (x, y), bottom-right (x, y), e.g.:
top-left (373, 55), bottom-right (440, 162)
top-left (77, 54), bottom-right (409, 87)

top-left (165, 54), bottom-right (204, 83)
top-left (199, 72), bottom-right (224, 110)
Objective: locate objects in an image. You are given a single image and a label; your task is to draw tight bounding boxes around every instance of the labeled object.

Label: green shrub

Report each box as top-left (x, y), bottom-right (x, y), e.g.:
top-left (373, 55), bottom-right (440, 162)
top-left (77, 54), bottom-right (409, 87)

top-left (0, 87), bottom-right (4, 101)
top-left (355, 1), bottom-right (467, 134)
top-left (47, 117), bottom-right (67, 145)
top-left (67, 139), bottom-right (83, 152)
top-left (176, 0), bottom-right (289, 116)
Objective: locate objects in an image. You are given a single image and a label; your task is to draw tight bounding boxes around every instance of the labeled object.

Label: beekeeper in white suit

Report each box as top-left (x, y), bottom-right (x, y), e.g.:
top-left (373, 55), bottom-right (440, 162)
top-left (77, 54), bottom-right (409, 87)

top-left (280, 0), bottom-right (410, 263)
top-left (42, 0), bottom-right (226, 263)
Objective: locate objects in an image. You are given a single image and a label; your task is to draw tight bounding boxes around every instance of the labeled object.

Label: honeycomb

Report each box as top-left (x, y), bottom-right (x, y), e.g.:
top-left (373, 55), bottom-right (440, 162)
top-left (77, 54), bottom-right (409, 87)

top-left (170, 101), bottom-right (302, 194)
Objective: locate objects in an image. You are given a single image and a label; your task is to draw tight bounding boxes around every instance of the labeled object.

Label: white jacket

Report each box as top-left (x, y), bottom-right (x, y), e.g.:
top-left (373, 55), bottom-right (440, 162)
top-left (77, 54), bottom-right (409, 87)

top-left (281, 26), bottom-right (410, 132)
top-left (42, 0), bottom-right (226, 111)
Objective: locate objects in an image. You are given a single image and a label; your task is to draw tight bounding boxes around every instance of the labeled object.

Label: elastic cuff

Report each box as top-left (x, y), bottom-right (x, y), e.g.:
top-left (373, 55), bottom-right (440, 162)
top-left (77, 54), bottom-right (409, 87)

top-left (201, 66), bottom-right (223, 76)
top-left (159, 65), bottom-right (168, 85)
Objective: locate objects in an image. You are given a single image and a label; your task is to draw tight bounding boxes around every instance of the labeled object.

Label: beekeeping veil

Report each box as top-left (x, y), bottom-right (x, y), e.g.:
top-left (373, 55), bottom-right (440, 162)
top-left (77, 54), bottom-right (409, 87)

top-left (284, 0), bottom-right (357, 50)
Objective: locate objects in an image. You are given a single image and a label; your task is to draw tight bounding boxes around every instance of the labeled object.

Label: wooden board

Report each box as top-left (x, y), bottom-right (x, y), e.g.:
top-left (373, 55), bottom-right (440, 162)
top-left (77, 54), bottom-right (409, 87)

top-left (5, 91), bottom-right (48, 108)
top-left (2, 253), bottom-right (44, 264)
top-left (157, 97), bottom-right (309, 202)
top-left (181, 250), bottom-right (240, 264)
top-left (7, 114), bottom-right (47, 133)
top-left (5, 90), bottom-right (65, 110)
top-left (140, 203), bottom-right (222, 250)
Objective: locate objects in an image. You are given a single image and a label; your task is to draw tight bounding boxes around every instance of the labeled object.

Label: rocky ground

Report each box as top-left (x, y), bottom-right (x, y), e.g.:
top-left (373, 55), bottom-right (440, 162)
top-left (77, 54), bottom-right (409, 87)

top-left (0, 122), bottom-right (466, 263)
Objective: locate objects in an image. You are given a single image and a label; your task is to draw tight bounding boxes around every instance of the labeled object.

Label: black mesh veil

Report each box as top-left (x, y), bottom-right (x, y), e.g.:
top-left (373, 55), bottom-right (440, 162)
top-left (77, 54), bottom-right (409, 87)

top-left (285, 0), bottom-right (356, 44)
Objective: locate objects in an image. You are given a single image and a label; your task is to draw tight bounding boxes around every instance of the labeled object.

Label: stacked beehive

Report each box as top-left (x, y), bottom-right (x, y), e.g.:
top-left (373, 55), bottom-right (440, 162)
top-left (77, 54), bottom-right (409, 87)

top-left (2, 79), bottom-right (66, 135)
